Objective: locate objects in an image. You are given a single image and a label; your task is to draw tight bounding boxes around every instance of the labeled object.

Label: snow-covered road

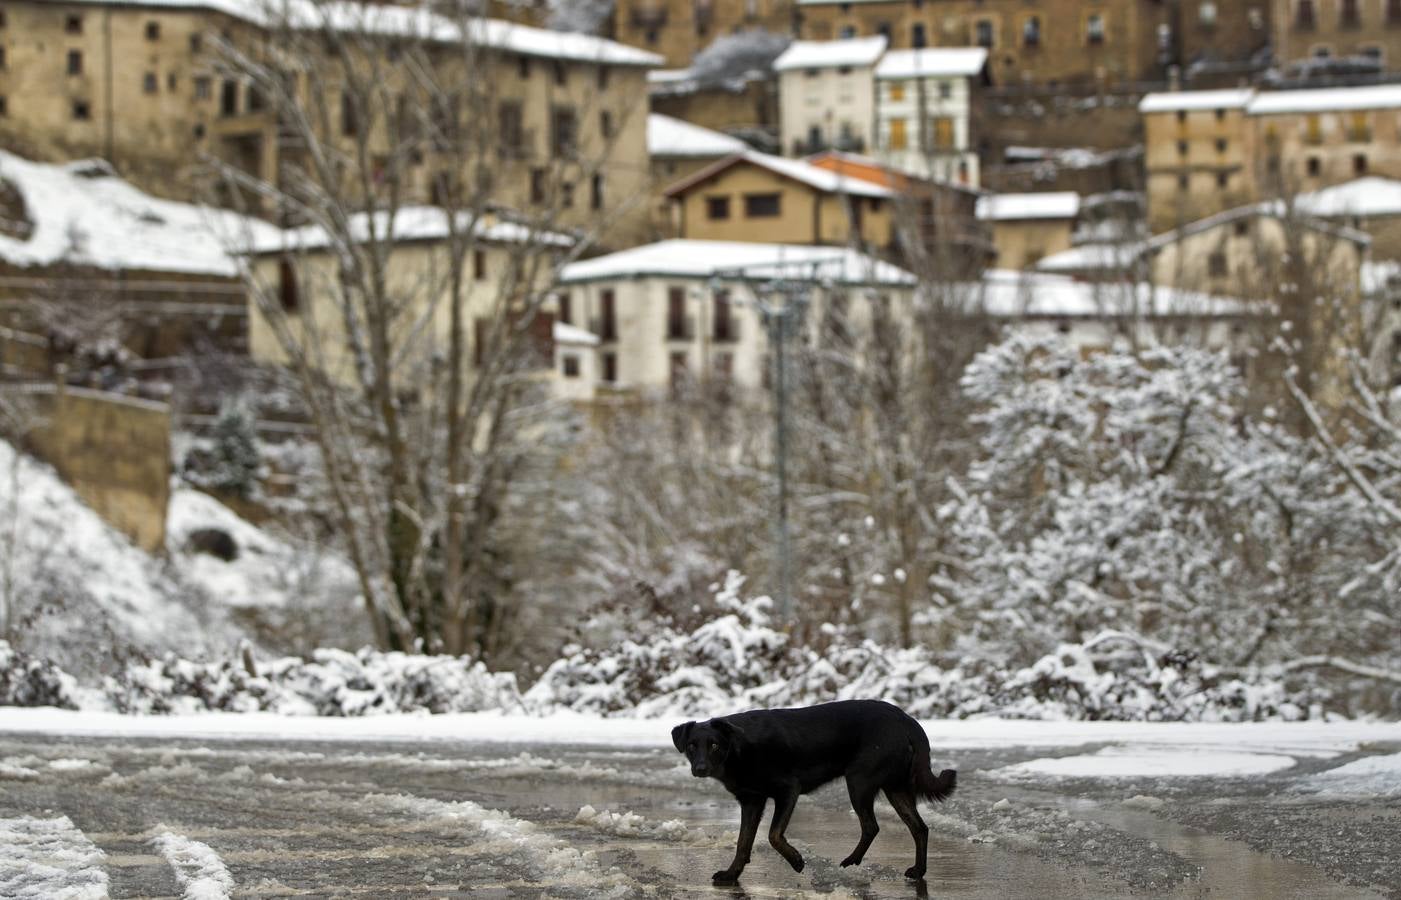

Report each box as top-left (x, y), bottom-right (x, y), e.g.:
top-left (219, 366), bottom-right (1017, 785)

top-left (1, 714), bottom-right (1398, 898)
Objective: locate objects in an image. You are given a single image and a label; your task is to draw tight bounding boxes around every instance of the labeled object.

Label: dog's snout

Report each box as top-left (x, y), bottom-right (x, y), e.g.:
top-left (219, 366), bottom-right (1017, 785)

top-left (692, 764), bottom-right (710, 777)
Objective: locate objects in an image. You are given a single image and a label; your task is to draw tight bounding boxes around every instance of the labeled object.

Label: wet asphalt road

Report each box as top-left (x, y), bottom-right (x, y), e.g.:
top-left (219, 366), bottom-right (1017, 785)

top-left (0, 731), bottom-right (1398, 899)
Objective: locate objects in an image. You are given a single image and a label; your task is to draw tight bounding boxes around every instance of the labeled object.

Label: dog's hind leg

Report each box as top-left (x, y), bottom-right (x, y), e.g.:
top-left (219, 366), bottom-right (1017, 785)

top-left (884, 787), bottom-right (929, 880)
top-left (839, 775), bottom-right (880, 868)
top-left (767, 788), bottom-right (805, 872)
top-left (713, 796), bottom-right (765, 885)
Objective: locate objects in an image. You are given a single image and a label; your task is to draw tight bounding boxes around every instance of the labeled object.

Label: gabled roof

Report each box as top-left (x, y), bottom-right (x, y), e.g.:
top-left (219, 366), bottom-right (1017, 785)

top-left (663, 150), bottom-right (893, 199)
top-left (28, 0), bottom-right (663, 67)
top-left (977, 269), bottom-right (1255, 318)
top-left (977, 192), bottom-right (1081, 222)
top-left (647, 115), bottom-right (748, 159)
top-left (875, 47), bottom-right (988, 80)
top-left (559, 240), bottom-right (916, 287)
top-left (806, 150), bottom-right (985, 195)
top-left (773, 36), bottom-right (888, 72)
top-left (1144, 203), bottom-right (1371, 252)
top-left (1139, 89), bottom-right (1255, 114)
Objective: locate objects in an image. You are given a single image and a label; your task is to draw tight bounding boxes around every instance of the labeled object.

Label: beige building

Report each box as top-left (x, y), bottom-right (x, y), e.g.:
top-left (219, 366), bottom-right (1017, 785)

top-left (976, 192), bottom-right (1081, 270)
top-left (1271, 0), bottom-right (1401, 70)
top-left (773, 35), bottom-right (887, 157)
top-left (664, 150), bottom-right (897, 252)
top-left (1298, 176), bottom-right (1401, 259)
top-left (1142, 83), bottom-right (1401, 234)
top-left (612, 0), bottom-right (797, 68)
top-left (873, 47), bottom-right (987, 186)
top-left (556, 239), bottom-right (916, 394)
top-left (0, 0), bottom-right (660, 247)
top-left (648, 113), bottom-right (749, 238)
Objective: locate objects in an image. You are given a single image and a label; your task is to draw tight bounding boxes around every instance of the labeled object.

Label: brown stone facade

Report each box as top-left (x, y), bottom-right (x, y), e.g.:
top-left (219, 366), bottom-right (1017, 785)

top-left (1272, 0), bottom-right (1401, 69)
top-left (614, 0), bottom-right (797, 68)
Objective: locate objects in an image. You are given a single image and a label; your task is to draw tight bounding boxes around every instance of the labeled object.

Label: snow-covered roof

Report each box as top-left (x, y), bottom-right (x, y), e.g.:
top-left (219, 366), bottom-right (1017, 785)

top-left (0, 150), bottom-right (278, 276)
top-left (33, 0), bottom-right (663, 67)
top-left (773, 36), bottom-right (887, 72)
top-left (664, 150), bottom-right (893, 199)
top-left (559, 240), bottom-right (916, 287)
top-left (978, 270), bottom-right (1253, 318)
top-left (1139, 89), bottom-right (1255, 114)
top-left (875, 47), bottom-right (988, 80)
top-left (1247, 83), bottom-right (1401, 115)
top-left (647, 115), bottom-right (748, 159)
top-left (977, 192), bottom-right (1081, 222)
top-left (1144, 202), bottom-right (1371, 252)
top-left (553, 321), bottom-right (599, 346)
top-left (248, 207), bottom-right (575, 255)
top-left (1297, 177), bottom-right (1401, 218)
top-left (1035, 243), bottom-right (1146, 274)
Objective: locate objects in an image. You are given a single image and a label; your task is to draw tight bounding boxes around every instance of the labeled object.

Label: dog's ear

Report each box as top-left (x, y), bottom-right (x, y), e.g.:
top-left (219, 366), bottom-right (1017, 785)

top-left (711, 718), bottom-right (747, 751)
top-left (671, 721), bottom-right (695, 753)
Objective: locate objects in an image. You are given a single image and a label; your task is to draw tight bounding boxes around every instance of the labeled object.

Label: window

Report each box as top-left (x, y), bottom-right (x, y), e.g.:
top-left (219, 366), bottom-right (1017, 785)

top-left (341, 91), bottom-right (358, 136)
top-left (1217, 172), bottom-right (1230, 188)
top-left (1208, 251), bottom-right (1228, 277)
top-left (1178, 140), bottom-right (1189, 156)
top-left (744, 193), bottom-right (781, 217)
top-left (0, 96), bottom-right (7, 117)
top-left (1305, 113), bottom-right (1322, 144)
top-left (72, 99), bottom-right (90, 120)
top-left (1023, 16), bottom-right (1041, 47)
top-left (1215, 138), bottom-right (1227, 153)
top-left (714, 290), bottom-right (734, 341)
top-left (667, 287), bottom-right (688, 339)
top-left (669, 352), bottom-right (688, 393)
top-left (278, 259), bottom-right (299, 311)
top-left (599, 289), bottom-right (617, 341)
top-left (190, 33), bottom-right (202, 54)
top-left (562, 355), bottom-right (581, 378)
top-left (0, 10), bottom-right (6, 27)
top-left (889, 82), bottom-right (905, 101)
top-left (167, 73), bottom-right (177, 91)
top-left (561, 181), bottom-right (574, 208)
top-left (1390, 0), bottom-right (1401, 24)
top-left (0, 47), bottom-right (5, 70)
top-left (530, 168), bottom-right (546, 204)
top-left (1307, 156), bottom-right (1322, 176)
top-left (518, 56), bottom-right (530, 79)
top-left (143, 72), bottom-right (157, 94)
top-left (1178, 173), bottom-right (1189, 189)
top-left (932, 116), bottom-right (954, 148)
top-left (839, 25), bottom-right (856, 39)
top-left (67, 50), bottom-right (83, 76)
top-left (1296, 0), bottom-right (1316, 29)
top-left (877, 21), bottom-right (892, 41)
top-left (938, 81), bottom-right (952, 99)
top-left (558, 292), bottom-right (572, 325)
top-left (602, 352), bottom-right (617, 382)
top-left (1199, 2), bottom-right (1217, 27)
top-left (499, 102), bottom-right (524, 156)
top-left (473, 250), bottom-right (486, 281)
top-left (590, 173), bottom-right (604, 210)
top-left (1355, 153), bottom-right (1369, 174)
top-left (553, 60), bottom-right (567, 86)
top-left (1177, 110), bottom-right (1187, 124)
top-left (195, 77), bottom-right (211, 100)
top-left (975, 19), bottom-right (994, 48)
top-left (65, 14), bottom-right (82, 34)
top-left (600, 110), bottom-right (613, 140)
top-left (1234, 220), bottom-right (1250, 237)
top-left (912, 24), bottom-right (927, 48)
top-left (1349, 110), bottom-right (1371, 141)
top-left (1087, 13), bottom-right (1105, 44)
top-left (551, 106), bottom-right (578, 157)
top-left (1341, 0), bottom-right (1360, 27)
top-left (193, 123), bottom-right (204, 139)
top-left (706, 195), bottom-right (731, 220)
top-left (145, 21), bottom-right (160, 40)
top-left (221, 79), bottom-right (239, 116)
top-left (889, 117), bottom-right (907, 150)
top-left (597, 65), bottom-right (609, 91)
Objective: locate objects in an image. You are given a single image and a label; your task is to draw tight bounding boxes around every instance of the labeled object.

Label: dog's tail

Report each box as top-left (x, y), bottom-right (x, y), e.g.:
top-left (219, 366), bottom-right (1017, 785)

top-left (910, 739), bottom-right (957, 804)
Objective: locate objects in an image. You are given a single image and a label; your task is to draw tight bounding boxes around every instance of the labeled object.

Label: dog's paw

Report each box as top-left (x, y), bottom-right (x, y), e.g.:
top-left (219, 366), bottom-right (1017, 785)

top-left (904, 866), bottom-right (926, 880)
top-left (839, 855), bottom-right (861, 868)
top-left (712, 870), bottom-right (740, 885)
top-left (788, 854), bottom-right (804, 873)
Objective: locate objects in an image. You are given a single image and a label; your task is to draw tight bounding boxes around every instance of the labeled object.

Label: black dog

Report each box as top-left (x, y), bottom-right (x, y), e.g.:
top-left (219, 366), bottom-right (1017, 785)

top-left (672, 699), bottom-right (956, 885)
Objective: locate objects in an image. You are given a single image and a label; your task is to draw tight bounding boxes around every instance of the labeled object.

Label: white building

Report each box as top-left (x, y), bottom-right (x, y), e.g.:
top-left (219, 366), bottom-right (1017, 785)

top-left (874, 47), bottom-right (988, 187)
top-left (556, 239), bottom-right (916, 395)
top-left (773, 36), bottom-right (888, 158)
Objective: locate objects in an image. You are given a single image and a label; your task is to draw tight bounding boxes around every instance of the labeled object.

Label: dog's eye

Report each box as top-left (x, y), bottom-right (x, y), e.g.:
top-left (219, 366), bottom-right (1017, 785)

top-left (709, 741), bottom-right (717, 751)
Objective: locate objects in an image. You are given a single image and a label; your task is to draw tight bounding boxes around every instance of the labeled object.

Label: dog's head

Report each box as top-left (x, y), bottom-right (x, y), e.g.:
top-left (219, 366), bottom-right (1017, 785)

top-left (671, 718), bottom-right (744, 779)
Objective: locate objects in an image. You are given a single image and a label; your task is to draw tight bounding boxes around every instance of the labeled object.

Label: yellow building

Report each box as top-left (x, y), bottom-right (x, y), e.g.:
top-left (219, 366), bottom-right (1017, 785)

top-left (976, 192), bottom-right (1081, 270)
top-left (1271, 0), bottom-right (1401, 70)
top-left (663, 150), bottom-right (896, 252)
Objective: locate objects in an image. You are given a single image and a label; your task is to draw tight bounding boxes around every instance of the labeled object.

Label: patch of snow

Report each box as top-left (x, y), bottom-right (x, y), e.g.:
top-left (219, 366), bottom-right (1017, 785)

top-left (0, 762), bottom-right (41, 780)
top-left (1247, 83), bottom-right (1401, 116)
top-left (977, 192), bottom-right (1081, 222)
top-left (553, 321), bottom-right (601, 346)
top-left (560, 239), bottom-right (914, 286)
top-left (647, 114), bottom-right (748, 159)
top-left (669, 150), bottom-right (892, 199)
top-left (875, 47), bottom-right (988, 80)
top-left (1300, 752), bottom-right (1401, 798)
top-left (150, 828), bottom-right (234, 900)
top-left (1139, 89), bottom-right (1255, 114)
top-left (0, 148), bottom-right (277, 275)
top-left (249, 206), bottom-right (574, 256)
top-left (0, 815), bottom-right (109, 900)
top-left (773, 36), bottom-right (887, 72)
top-left (1297, 177), bottom-right (1401, 218)
top-left (1122, 794), bottom-right (1166, 811)
top-left (574, 805), bottom-right (717, 844)
top-left (992, 746), bottom-right (1297, 779)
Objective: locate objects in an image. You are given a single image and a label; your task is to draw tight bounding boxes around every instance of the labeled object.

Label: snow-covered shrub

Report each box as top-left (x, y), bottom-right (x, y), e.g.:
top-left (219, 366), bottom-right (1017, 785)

top-left (105, 647), bottom-right (523, 716)
top-left (189, 397), bottom-right (263, 500)
top-left (0, 640), bottom-right (80, 709)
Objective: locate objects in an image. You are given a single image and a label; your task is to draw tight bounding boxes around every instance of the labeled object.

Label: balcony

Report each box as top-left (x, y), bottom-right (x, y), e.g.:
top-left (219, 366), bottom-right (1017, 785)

top-left (665, 314), bottom-right (696, 341)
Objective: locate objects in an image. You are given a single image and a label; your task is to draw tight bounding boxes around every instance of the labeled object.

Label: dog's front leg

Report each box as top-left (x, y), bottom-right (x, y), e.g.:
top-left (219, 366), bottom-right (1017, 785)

top-left (713, 797), bottom-right (765, 885)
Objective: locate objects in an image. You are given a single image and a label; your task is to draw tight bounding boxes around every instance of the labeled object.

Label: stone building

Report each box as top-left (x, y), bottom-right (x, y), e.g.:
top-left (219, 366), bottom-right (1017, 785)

top-left (873, 47), bottom-right (987, 186)
top-left (976, 191), bottom-right (1081, 269)
top-left (0, 0), bottom-right (661, 247)
top-left (1143, 83), bottom-right (1401, 233)
top-left (647, 113), bottom-right (749, 236)
top-left (612, 0), bottom-right (797, 69)
top-left (1271, 0), bottom-right (1401, 70)
top-left (773, 35), bottom-right (887, 156)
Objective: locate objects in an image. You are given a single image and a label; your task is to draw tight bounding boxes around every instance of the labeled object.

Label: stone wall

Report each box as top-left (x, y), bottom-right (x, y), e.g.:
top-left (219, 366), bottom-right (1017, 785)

top-left (14, 385), bottom-right (171, 554)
